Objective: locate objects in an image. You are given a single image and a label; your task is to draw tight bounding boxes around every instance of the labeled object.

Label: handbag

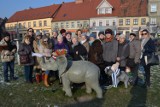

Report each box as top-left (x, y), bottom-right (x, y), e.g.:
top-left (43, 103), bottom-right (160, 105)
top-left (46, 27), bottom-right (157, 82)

top-left (145, 53), bottom-right (159, 66)
top-left (20, 54), bottom-right (30, 64)
top-left (126, 58), bottom-right (136, 68)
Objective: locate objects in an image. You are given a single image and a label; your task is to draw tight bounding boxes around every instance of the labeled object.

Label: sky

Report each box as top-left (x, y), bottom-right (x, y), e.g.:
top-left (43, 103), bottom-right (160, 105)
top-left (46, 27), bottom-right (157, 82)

top-left (0, 0), bottom-right (74, 19)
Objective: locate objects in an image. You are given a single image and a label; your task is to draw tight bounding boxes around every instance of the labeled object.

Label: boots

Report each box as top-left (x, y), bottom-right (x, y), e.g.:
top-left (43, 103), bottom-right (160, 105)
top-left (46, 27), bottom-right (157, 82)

top-left (42, 72), bottom-right (45, 81)
top-left (35, 73), bottom-right (40, 83)
top-left (44, 74), bottom-right (49, 87)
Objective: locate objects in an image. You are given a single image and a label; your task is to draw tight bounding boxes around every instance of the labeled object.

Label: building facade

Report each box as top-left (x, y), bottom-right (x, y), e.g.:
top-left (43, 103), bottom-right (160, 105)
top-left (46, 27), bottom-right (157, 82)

top-left (6, 4), bottom-right (61, 40)
top-left (148, 0), bottom-right (160, 36)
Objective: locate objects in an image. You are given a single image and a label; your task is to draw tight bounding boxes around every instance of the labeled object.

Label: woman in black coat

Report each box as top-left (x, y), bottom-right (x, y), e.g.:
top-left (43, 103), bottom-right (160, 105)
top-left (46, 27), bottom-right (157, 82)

top-left (71, 35), bottom-right (87, 61)
top-left (141, 29), bottom-right (156, 87)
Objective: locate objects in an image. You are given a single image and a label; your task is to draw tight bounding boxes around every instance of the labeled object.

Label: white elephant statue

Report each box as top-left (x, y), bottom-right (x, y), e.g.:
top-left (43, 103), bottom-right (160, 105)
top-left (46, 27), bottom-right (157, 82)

top-left (40, 55), bottom-right (103, 98)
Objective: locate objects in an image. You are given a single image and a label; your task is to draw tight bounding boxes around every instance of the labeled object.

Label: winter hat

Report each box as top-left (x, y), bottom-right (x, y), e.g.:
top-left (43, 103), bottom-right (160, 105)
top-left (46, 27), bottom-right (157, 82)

top-left (111, 62), bottom-right (120, 71)
top-left (130, 33), bottom-right (137, 37)
top-left (2, 31), bottom-right (10, 38)
top-left (42, 35), bottom-right (48, 40)
top-left (119, 34), bottom-right (126, 39)
top-left (89, 33), bottom-right (96, 39)
top-left (36, 31), bottom-right (41, 36)
top-left (98, 31), bottom-right (105, 36)
top-left (105, 28), bottom-right (113, 35)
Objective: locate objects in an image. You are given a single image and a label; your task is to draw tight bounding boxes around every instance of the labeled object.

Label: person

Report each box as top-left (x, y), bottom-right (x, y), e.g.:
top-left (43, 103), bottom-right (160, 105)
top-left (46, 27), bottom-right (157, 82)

top-left (116, 34), bottom-right (129, 71)
top-left (98, 31), bottom-right (105, 44)
top-left (88, 33), bottom-right (103, 65)
top-left (71, 35), bottom-right (87, 61)
top-left (18, 35), bottom-right (34, 83)
top-left (0, 32), bottom-right (17, 82)
top-left (54, 34), bottom-right (69, 58)
top-left (27, 28), bottom-right (35, 47)
top-left (33, 31), bottom-right (42, 83)
top-left (50, 30), bottom-right (58, 49)
top-left (39, 35), bottom-right (53, 87)
top-left (76, 29), bottom-right (83, 42)
top-left (102, 29), bottom-right (118, 86)
top-left (127, 33), bottom-right (141, 86)
top-left (80, 33), bottom-right (89, 53)
top-left (65, 31), bottom-right (73, 56)
top-left (60, 29), bottom-right (67, 44)
top-left (140, 29), bottom-right (156, 87)
top-left (115, 32), bottom-right (121, 41)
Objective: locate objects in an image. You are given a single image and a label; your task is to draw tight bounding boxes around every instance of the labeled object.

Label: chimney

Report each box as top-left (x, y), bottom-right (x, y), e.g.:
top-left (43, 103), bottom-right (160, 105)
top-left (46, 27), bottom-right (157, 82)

top-left (75, 0), bottom-right (84, 4)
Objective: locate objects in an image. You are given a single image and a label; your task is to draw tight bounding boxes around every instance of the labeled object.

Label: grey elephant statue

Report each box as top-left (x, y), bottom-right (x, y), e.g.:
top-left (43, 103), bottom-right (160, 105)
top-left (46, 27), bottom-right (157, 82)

top-left (40, 54), bottom-right (103, 99)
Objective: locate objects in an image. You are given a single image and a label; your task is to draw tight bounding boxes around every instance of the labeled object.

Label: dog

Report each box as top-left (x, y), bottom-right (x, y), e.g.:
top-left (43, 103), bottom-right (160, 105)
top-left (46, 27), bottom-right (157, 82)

top-left (104, 65), bottom-right (129, 88)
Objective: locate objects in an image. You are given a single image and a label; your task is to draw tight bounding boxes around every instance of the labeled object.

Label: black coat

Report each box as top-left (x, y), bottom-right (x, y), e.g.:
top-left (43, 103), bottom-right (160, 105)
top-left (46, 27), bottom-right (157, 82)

top-left (71, 43), bottom-right (87, 61)
top-left (141, 38), bottom-right (156, 66)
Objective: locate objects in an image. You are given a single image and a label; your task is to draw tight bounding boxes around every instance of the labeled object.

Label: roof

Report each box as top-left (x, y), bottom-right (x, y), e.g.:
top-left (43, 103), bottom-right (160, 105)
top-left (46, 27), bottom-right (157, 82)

top-left (7, 4), bottom-right (61, 23)
top-left (119, 0), bottom-right (148, 17)
top-left (52, 0), bottom-right (121, 22)
top-left (53, 0), bottom-right (148, 22)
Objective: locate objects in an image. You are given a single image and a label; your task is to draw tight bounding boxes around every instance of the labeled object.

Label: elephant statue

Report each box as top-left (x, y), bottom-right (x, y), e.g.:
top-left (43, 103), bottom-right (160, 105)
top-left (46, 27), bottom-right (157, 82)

top-left (40, 55), bottom-right (103, 98)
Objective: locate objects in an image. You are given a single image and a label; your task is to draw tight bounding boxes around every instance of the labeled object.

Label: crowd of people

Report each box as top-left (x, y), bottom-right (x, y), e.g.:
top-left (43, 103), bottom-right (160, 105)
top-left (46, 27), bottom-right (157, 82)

top-left (0, 27), bottom-right (159, 88)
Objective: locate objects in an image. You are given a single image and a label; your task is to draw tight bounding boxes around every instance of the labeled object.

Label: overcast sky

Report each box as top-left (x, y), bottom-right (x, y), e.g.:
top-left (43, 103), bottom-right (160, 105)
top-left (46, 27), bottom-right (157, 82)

top-left (0, 0), bottom-right (74, 19)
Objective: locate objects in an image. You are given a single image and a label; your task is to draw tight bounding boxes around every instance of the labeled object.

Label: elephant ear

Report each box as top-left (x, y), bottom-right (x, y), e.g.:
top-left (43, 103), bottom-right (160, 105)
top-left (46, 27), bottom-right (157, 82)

top-left (56, 55), bottom-right (68, 78)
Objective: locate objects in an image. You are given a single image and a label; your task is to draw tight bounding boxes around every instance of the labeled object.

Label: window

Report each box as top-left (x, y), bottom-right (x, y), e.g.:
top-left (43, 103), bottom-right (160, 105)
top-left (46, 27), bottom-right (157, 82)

top-left (39, 21), bottom-right (42, 27)
top-left (141, 18), bottom-right (146, 25)
top-left (133, 19), bottom-right (138, 25)
top-left (99, 21), bottom-right (102, 26)
top-left (23, 22), bottom-right (26, 28)
top-left (33, 21), bottom-right (36, 27)
top-left (106, 20), bottom-right (109, 26)
top-left (14, 24), bottom-right (17, 29)
top-left (84, 21), bottom-right (88, 27)
top-left (77, 21), bottom-right (81, 27)
top-left (150, 18), bottom-right (156, 24)
top-left (151, 4), bottom-right (157, 12)
top-left (119, 19), bottom-right (123, 26)
top-left (126, 19), bottom-right (130, 25)
top-left (19, 23), bottom-right (22, 28)
top-left (55, 23), bottom-right (58, 28)
top-left (98, 7), bottom-right (112, 14)
top-left (71, 22), bottom-right (75, 28)
top-left (113, 20), bottom-right (116, 26)
top-left (44, 20), bottom-right (47, 26)
top-left (66, 22), bottom-right (69, 28)
top-left (28, 22), bottom-right (31, 28)
top-left (10, 24), bottom-right (13, 29)
top-left (61, 23), bottom-right (64, 28)
top-left (93, 21), bottom-right (96, 27)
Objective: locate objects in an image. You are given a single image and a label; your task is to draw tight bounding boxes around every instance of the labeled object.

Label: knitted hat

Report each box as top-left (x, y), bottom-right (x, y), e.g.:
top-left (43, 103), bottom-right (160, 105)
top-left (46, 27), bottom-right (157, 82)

top-left (105, 28), bottom-right (113, 35)
top-left (119, 34), bottom-right (126, 38)
top-left (89, 33), bottom-right (96, 39)
top-left (98, 31), bottom-right (105, 36)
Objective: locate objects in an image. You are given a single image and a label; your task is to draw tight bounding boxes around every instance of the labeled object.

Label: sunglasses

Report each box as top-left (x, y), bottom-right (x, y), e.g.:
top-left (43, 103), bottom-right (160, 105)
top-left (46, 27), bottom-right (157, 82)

top-left (142, 33), bottom-right (148, 36)
top-left (43, 41), bottom-right (48, 42)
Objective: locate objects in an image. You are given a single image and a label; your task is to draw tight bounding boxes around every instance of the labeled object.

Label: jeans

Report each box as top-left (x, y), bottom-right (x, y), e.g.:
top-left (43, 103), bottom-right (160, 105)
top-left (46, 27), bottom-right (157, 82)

top-left (130, 64), bottom-right (139, 85)
top-left (144, 65), bottom-right (151, 86)
top-left (24, 65), bottom-right (33, 82)
top-left (2, 61), bottom-right (15, 81)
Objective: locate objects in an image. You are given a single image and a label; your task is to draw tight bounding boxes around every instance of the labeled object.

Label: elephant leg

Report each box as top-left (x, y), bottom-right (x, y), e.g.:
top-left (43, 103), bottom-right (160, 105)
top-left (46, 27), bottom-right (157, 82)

top-left (86, 83), bottom-right (92, 94)
top-left (86, 80), bottom-right (102, 99)
top-left (62, 76), bottom-right (72, 97)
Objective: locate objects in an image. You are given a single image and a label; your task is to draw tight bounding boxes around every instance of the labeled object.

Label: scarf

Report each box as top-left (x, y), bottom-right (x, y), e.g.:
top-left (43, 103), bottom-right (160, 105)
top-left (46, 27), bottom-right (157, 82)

top-left (140, 37), bottom-right (150, 58)
top-left (80, 39), bottom-right (87, 44)
top-left (72, 42), bottom-right (79, 48)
